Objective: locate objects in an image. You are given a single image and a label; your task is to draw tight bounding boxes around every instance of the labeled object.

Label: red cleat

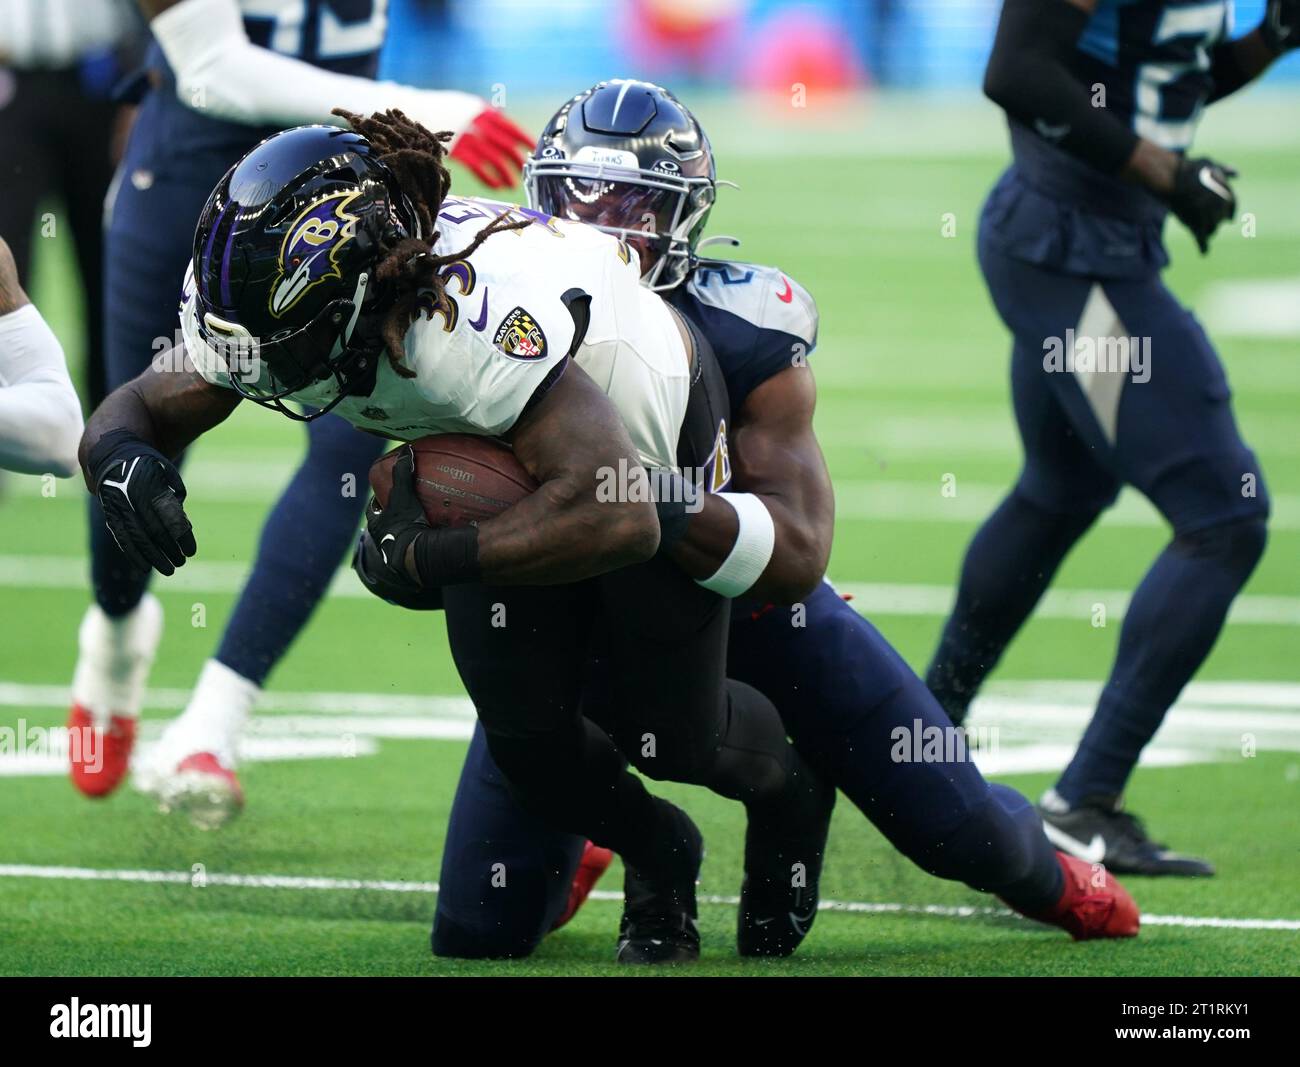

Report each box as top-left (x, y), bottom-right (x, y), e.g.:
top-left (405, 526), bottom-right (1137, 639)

top-left (67, 704), bottom-right (136, 798)
top-left (152, 752), bottom-right (245, 831)
top-left (1011, 851), bottom-right (1140, 941)
top-left (550, 841), bottom-right (615, 932)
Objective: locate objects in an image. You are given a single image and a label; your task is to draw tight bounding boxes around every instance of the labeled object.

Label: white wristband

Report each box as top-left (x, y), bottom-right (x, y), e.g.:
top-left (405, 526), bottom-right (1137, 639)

top-left (696, 493), bottom-right (776, 598)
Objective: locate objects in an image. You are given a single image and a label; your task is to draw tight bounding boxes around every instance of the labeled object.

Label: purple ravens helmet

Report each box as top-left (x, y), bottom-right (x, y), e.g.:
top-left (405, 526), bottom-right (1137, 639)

top-left (189, 124), bottom-right (419, 419)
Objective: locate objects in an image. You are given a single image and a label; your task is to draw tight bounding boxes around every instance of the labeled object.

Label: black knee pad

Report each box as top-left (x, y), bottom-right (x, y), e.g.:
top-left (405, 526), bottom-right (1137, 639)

top-left (624, 738), bottom-right (713, 785)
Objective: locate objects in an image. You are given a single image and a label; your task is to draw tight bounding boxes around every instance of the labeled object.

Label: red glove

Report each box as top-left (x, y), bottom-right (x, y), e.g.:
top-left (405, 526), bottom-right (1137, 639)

top-left (449, 108), bottom-right (534, 189)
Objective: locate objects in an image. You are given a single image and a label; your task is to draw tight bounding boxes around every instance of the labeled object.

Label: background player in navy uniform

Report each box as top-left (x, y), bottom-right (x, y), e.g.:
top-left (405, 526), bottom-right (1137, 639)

top-left (923, 0), bottom-right (1297, 875)
top-left (0, 0), bottom-right (142, 411)
top-left (68, 0), bottom-right (534, 812)
top-left (424, 80), bottom-right (1139, 961)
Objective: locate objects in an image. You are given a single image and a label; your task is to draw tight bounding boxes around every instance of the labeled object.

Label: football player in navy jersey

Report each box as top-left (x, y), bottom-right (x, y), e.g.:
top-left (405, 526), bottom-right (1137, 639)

top-left (924, 0), bottom-right (1297, 875)
top-left (68, 0), bottom-right (533, 815)
top-left (425, 80), bottom-right (1140, 961)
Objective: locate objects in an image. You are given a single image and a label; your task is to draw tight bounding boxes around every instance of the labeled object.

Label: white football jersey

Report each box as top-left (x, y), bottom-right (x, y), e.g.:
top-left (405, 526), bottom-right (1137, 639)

top-left (184, 196), bottom-right (691, 469)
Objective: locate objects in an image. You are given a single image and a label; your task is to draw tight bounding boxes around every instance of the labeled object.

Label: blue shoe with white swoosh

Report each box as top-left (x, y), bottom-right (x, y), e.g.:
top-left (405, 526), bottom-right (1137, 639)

top-left (1039, 795), bottom-right (1214, 877)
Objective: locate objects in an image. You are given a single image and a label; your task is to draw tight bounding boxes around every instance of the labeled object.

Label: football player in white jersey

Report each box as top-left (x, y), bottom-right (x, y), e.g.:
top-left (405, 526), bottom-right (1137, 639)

top-left (78, 110), bottom-right (834, 964)
top-left (70, 0), bottom-right (536, 805)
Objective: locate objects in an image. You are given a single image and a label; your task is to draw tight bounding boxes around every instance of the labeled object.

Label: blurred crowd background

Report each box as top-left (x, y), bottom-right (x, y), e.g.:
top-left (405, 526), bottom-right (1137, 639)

top-left (0, 0), bottom-right (1294, 390)
top-left (378, 0), bottom-right (1299, 94)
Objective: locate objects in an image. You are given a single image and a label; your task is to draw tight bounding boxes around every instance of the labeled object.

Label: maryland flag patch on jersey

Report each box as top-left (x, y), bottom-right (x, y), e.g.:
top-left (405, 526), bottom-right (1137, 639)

top-left (493, 306), bottom-right (548, 360)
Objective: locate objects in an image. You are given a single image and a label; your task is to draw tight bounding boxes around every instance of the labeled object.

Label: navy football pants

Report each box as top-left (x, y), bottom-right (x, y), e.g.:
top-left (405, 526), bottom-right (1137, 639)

top-left (925, 231), bottom-right (1269, 804)
top-left (432, 581), bottom-right (1062, 958)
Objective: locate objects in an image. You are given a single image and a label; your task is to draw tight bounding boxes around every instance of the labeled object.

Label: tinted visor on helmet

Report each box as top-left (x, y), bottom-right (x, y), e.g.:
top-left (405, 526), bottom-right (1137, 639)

top-left (528, 160), bottom-right (710, 289)
top-left (533, 175), bottom-right (678, 262)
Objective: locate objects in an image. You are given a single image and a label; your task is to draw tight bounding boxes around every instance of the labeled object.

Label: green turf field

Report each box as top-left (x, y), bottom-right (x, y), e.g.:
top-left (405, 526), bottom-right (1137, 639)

top-left (2, 95), bottom-right (1297, 977)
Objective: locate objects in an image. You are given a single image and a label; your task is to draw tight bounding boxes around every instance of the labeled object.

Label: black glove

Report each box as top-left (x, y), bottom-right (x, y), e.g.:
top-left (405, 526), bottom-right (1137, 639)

top-left (1166, 156), bottom-right (1237, 255)
top-left (364, 448), bottom-right (481, 589)
top-left (351, 530), bottom-right (444, 611)
top-left (88, 429), bottom-right (195, 575)
top-left (1263, 0), bottom-right (1300, 53)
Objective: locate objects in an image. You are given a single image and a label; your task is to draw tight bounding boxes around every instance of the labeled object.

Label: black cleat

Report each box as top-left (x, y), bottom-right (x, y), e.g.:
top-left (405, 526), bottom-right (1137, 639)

top-left (616, 804), bottom-right (703, 966)
top-left (1039, 797), bottom-right (1214, 877)
top-left (737, 770), bottom-right (836, 957)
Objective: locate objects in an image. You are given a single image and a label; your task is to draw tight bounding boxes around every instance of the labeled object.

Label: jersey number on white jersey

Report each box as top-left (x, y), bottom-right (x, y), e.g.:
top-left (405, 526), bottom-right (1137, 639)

top-left (240, 0), bottom-right (388, 62)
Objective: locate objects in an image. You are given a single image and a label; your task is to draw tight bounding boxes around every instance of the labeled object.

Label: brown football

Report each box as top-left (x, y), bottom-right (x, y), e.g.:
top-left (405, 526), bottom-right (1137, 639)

top-left (369, 434), bottom-right (538, 528)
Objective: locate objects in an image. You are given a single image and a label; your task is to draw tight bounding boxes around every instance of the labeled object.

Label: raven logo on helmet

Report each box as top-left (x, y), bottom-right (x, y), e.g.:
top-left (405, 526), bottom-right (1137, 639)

top-left (269, 192), bottom-right (363, 318)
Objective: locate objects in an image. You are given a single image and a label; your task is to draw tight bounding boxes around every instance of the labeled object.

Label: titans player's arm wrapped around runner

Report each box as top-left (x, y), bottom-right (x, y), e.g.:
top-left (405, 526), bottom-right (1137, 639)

top-left (78, 352), bottom-right (660, 585)
top-left (662, 363), bottom-right (832, 604)
top-left (139, 0), bottom-right (532, 188)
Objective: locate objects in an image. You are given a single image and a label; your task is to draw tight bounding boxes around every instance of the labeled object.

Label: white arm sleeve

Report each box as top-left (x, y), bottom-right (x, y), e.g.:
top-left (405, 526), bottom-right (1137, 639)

top-left (0, 304), bottom-right (84, 478)
top-left (151, 0), bottom-right (485, 136)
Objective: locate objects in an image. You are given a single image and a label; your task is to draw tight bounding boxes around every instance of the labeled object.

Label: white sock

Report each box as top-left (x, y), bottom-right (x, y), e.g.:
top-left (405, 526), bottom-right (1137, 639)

top-left (70, 594), bottom-right (164, 726)
top-left (1040, 787), bottom-right (1072, 815)
top-left (155, 659), bottom-right (260, 769)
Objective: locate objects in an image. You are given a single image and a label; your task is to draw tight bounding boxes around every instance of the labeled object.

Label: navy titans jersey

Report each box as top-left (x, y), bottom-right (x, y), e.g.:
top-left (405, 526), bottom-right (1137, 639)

top-left (1076, 0), bottom-right (1230, 150)
top-left (668, 259), bottom-right (818, 412)
top-left (991, 0), bottom-right (1231, 276)
top-left (139, 0), bottom-right (388, 158)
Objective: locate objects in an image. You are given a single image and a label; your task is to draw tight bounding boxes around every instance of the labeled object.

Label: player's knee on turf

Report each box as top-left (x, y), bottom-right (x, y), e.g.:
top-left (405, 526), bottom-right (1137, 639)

top-left (431, 912), bottom-right (542, 960)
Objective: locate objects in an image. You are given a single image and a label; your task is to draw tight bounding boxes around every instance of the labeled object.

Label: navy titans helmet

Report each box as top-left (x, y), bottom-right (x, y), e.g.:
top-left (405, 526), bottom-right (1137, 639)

top-left (189, 124), bottom-right (420, 419)
top-left (525, 80), bottom-right (720, 291)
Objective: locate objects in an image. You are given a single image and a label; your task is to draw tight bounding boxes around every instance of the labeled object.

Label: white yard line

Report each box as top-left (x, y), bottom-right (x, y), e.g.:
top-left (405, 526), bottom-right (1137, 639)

top-left (13, 464), bottom-right (1300, 511)
top-left (0, 863), bottom-right (1294, 932)
top-left (2, 553), bottom-right (1299, 625)
top-left (834, 582), bottom-right (1300, 627)
top-left (5, 679), bottom-right (1300, 777)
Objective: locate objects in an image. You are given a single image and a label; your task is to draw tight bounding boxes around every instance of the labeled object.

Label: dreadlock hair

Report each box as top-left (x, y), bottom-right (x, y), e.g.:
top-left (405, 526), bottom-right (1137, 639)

top-left (332, 107), bottom-right (528, 379)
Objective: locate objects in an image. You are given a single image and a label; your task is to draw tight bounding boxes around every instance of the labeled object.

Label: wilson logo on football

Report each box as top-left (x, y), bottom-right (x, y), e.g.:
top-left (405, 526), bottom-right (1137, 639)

top-left (493, 305), bottom-right (548, 360)
top-left (269, 191), bottom-right (362, 318)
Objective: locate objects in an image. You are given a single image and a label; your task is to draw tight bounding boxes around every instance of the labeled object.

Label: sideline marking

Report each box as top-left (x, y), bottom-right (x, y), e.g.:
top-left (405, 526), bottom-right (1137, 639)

top-left (0, 863), bottom-right (1295, 932)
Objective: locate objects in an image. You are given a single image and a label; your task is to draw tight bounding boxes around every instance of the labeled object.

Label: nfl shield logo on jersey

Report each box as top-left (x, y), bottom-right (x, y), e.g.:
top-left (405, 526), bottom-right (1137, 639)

top-left (493, 306), bottom-right (548, 360)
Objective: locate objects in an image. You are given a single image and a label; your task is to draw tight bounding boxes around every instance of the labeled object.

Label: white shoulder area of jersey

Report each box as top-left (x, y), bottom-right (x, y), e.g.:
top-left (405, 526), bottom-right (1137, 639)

top-left (437, 195), bottom-right (612, 248)
top-left (685, 260), bottom-right (818, 347)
